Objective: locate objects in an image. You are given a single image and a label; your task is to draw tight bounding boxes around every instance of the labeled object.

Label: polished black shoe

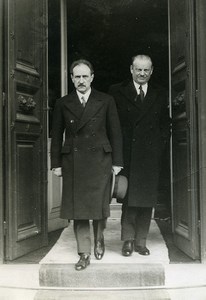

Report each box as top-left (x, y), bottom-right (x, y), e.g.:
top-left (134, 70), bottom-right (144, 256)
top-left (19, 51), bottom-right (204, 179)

top-left (75, 254), bottom-right (90, 271)
top-left (122, 240), bottom-right (134, 256)
top-left (135, 245), bottom-right (150, 256)
top-left (94, 237), bottom-right (105, 260)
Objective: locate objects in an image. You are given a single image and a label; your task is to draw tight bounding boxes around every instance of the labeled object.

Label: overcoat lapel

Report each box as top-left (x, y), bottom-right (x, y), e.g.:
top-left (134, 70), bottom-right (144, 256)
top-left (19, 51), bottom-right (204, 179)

top-left (77, 89), bottom-right (105, 131)
top-left (63, 89), bottom-right (105, 132)
top-left (120, 82), bottom-right (158, 123)
top-left (139, 85), bottom-right (158, 118)
top-left (63, 91), bottom-right (84, 119)
top-left (120, 81), bottom-right (139, 107)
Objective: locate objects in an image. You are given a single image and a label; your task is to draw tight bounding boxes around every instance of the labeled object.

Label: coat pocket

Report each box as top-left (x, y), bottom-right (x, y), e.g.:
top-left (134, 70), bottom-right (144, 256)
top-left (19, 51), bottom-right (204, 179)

top-left (103, 144), bottom-right (112, 153)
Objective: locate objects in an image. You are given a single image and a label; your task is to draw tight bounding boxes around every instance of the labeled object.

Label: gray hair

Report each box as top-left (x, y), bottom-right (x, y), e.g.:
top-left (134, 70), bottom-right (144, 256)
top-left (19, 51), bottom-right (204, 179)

top-left (70, 59), bottom-right (94, 75)
top-left (131, 54), bottom-right (153, 67)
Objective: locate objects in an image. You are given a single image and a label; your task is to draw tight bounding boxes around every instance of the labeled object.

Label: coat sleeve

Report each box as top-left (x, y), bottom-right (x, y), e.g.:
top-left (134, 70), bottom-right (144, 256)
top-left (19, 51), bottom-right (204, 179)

top-left (50, 98), bottom-right (65, 169)
top-left (106, 96), bottom-right (124, 167)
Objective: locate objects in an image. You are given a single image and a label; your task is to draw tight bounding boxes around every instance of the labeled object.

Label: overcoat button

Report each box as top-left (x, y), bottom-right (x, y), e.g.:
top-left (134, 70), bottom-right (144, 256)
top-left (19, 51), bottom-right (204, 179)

top-left (74, 147), bottom-right (78, 151)
top-left (132, 138), bottom-right (136, 142)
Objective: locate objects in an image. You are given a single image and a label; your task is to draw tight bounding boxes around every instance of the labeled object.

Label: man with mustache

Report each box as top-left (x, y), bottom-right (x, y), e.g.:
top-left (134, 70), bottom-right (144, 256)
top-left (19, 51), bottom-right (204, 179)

top-left (109, 54), bottom-right (170, 257)
top-left (51, 59), bottom-right (123, 270)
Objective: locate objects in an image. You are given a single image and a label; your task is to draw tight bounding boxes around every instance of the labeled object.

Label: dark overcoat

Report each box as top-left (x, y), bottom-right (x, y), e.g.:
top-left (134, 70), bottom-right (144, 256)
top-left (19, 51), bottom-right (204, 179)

top-left (109, 81), bottom-right (170, 207)
top-left (50, 89), bottom-right (123, 220)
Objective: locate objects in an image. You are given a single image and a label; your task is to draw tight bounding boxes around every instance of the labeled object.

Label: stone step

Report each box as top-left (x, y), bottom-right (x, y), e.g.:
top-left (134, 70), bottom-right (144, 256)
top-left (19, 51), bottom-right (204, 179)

top-left (39, 219), bottom-right (169, 289)
top-left (34, 289), bottom-right (170, 300)
top-left (39, 263), bottom-right (165, 288)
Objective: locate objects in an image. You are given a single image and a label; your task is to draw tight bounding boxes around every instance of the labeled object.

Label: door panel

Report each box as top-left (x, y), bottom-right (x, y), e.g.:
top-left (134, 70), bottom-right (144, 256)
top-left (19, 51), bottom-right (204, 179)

top-left (5, 0), bottom-right (48, 260)
top-left (169, 0), bottom-right (199, 259)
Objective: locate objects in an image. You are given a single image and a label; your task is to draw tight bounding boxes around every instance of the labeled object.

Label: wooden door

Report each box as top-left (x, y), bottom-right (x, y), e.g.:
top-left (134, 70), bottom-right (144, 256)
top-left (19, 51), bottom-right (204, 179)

top-left (196, 0), bottom-right (206, 263)
top-left (169, 0), bottom-right (199, 259)
top-left (4, 0), bottom-right (48, 260)
top-left (0, 0), bottom-right (4, 263)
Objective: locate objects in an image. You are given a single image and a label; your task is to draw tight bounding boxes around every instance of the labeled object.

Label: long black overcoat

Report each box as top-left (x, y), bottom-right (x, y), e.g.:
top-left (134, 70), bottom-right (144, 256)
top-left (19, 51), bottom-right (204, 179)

top-left (109, 81), bottom-right (170, 207)
top-left (50, 89), bottom-right (123, 220)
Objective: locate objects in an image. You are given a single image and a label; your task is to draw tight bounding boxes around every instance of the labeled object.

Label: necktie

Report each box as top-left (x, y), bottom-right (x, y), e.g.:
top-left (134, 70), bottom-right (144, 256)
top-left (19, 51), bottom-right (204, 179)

top-left (139, 85), bottom-right (144, 102)
top-left (81, 96), bottom-right (86, 108)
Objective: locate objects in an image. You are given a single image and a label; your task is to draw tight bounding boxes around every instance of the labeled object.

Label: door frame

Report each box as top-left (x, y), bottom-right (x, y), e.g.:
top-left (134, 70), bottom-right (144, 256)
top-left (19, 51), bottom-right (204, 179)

top-left (47, 0), bottom-right (68, 231)
top-left (0, 0), bottom-right (4, 263)
top-left (60, 0), bottom-right (68, 95)
top-left (196, 0), bottom-right (206, 263)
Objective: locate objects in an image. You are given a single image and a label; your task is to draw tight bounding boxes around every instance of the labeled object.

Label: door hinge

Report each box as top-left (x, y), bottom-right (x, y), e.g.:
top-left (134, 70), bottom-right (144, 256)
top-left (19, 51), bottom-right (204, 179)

top-left (3, 221), bottom-right (7, 236)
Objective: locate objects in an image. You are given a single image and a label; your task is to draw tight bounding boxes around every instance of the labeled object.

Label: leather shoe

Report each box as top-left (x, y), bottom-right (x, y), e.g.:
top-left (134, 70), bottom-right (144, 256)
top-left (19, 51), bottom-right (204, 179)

top-left (94, 237), bottom-right (105, 260)
top-left (75, 254), bottom-right (90, 271)
top-left (122, 240), bottom-right (133, 256)
top-left (135, 245), bottom-right (150, 256)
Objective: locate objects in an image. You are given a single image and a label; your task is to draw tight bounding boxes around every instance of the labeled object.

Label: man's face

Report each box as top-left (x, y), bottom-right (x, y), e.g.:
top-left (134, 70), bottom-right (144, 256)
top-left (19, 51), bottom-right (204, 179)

top-left (71, 64), bottom-right (94, 94)
top-left (130, 57), bottom-right (153, 85)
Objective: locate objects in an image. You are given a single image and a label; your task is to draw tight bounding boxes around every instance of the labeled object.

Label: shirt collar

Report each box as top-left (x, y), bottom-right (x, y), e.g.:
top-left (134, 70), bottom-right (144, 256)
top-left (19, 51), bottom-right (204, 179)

top-left (133, 81), bottom-right (148, 95)
top-left (77, 88), bottom-right (91, 103)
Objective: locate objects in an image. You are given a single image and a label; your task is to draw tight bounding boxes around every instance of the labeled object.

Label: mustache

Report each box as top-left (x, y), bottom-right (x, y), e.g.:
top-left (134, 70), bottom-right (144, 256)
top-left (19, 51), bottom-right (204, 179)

top-left (78, 84), bottom-right (86, 87)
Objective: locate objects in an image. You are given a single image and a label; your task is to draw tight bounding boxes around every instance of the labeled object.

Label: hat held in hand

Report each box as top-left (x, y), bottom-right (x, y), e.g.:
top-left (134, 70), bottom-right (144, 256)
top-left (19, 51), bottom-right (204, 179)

top-left (111, 171), bottom-right (128, 200)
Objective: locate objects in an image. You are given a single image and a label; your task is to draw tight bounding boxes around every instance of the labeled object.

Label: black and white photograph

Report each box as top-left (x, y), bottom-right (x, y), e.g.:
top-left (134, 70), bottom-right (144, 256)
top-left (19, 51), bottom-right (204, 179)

top-left (0, 0), bottom-right (206, 299)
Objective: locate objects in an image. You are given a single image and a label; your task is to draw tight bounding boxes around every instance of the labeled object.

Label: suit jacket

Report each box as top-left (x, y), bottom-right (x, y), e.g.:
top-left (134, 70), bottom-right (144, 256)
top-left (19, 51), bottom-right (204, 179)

top-left (109, 80), bottom-right (171, 207)
top-left (50, 88), bottom-right (123, 219)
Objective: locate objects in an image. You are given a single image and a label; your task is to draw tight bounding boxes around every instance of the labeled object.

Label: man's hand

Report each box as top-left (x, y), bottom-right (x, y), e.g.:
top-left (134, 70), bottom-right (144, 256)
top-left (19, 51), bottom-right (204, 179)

top-left (112, 166), bottom-right (123, 175)
top-left (52, 167), bottom-right (62, 177)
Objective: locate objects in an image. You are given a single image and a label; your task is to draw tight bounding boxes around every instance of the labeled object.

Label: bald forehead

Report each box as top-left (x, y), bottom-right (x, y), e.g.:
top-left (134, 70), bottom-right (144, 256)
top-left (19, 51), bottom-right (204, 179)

top-left (132, 55), bottom-right (153, 67)
top-left (72, 64), bottom-right (92, 74)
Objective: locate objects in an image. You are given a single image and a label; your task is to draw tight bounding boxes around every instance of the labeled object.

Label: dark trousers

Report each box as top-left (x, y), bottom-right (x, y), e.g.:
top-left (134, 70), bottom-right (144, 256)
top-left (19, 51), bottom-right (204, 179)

top-left (121, 205), bottom-right (153, 247)
top-left (73, 219), bottom-right (106, 255)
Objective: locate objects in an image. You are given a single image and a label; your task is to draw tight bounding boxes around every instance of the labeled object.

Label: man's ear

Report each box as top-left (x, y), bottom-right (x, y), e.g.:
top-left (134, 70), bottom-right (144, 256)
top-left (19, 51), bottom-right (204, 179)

top-left (151, 67), bottom-right (154, 75)
top-left (71, 74), bottom-right (74, 83)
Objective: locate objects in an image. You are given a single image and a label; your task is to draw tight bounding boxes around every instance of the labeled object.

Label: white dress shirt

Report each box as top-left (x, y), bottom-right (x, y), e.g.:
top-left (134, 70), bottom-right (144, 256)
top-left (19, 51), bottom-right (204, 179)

top-left (133, 81), bottom-right (148, 97)
top-left (77, 89), bottom-right (91, 105)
